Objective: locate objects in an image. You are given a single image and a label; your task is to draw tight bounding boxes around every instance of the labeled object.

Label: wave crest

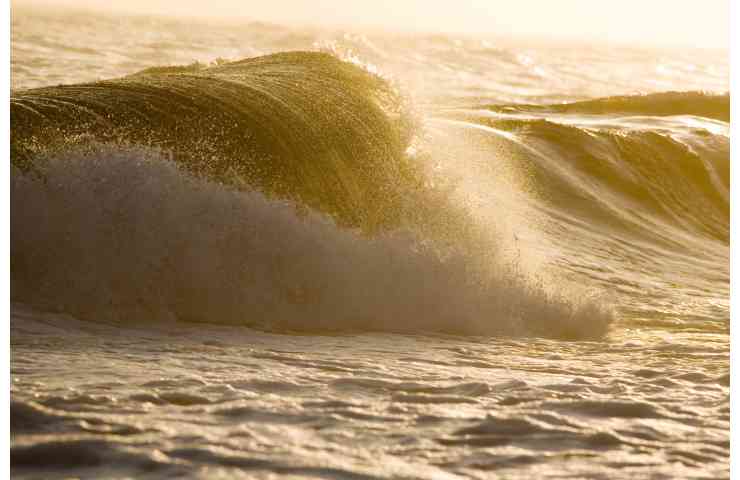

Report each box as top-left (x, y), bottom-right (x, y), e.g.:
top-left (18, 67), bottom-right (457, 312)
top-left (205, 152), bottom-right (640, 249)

top-left (485, 91), bottom-right (730, 122)
top-left (11, 51), bottom-right (418, 230)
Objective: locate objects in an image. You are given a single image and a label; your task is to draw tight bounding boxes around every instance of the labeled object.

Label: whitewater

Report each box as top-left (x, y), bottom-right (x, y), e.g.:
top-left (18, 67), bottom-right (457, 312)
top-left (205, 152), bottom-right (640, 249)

top-left (10, 7), bottom-right (729, 479)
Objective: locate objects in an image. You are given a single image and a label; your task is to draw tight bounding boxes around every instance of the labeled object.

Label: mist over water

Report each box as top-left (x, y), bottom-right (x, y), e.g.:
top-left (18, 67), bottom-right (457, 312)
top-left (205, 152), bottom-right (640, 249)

top-left (10, 7), bottom-right (729, 479)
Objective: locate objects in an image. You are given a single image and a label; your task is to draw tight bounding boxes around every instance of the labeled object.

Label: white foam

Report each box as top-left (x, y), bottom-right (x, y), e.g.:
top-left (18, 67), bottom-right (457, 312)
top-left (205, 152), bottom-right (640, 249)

top-left (11, 146), bottom-right (613, 338)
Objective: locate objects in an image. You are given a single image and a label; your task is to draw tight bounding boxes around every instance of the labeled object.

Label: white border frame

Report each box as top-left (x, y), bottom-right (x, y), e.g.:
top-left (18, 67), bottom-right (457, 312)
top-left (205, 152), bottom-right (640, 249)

top-left (2, 0), bottom-right (10, 476)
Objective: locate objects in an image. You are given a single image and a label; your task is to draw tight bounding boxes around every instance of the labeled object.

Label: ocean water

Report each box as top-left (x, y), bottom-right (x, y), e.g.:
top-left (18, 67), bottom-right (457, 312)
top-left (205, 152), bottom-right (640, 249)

top-left (10, 6), bottom-right (730, 479)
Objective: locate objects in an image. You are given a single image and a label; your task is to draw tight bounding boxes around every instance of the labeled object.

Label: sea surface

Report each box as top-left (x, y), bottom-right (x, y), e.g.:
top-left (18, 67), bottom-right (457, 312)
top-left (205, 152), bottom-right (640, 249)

top-left (10, 6), bottom-right (730, 479)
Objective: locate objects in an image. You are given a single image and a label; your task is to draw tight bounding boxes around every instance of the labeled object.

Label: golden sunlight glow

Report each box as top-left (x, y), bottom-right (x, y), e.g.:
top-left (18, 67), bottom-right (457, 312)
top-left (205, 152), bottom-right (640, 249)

top-left (13, 0), bottom-right (729, 48)
top-left (9, 0), bottom-right (731, 476)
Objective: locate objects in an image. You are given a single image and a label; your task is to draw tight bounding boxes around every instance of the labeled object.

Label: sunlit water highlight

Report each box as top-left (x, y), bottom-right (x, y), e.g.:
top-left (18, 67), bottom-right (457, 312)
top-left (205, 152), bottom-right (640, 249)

top-left (10, 7), bottom-right (729, 479)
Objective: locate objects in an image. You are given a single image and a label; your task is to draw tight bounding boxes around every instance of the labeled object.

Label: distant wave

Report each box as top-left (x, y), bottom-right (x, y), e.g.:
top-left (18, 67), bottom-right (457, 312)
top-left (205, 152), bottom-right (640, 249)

top-left (428, 108), bottom-right (728, 331)
top-left (484, 91), bottom-right (730, 122)
top-left (451, 115), bottom-right (729, 245)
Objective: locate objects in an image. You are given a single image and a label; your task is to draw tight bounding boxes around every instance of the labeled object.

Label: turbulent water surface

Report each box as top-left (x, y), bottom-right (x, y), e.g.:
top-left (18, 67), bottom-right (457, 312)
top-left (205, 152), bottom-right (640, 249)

top-left (10, 6), bottom-right (730, 479)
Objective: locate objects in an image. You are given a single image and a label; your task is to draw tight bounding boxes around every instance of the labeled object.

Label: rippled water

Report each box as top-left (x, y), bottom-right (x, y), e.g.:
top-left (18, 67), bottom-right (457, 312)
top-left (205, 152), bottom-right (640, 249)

top-left (11, 305), bottom-right (730, 479)
top-left (10, 6), bottom-right (730, 479)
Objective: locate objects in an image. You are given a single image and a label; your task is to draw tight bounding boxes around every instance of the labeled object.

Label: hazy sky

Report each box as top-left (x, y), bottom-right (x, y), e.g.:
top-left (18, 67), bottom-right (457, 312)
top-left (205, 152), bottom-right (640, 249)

top-left (14, 0), bottom-right (729, 48)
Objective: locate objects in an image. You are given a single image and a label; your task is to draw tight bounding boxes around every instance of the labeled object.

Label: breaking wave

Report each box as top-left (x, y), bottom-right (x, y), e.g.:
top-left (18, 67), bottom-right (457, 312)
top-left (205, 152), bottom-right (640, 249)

top-left (10, 51), bottom-right (729, 338)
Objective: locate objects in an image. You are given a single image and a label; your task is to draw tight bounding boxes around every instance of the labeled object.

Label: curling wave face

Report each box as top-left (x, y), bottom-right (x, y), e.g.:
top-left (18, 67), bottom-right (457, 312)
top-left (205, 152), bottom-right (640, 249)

top-left (11, 52), bottom-right (417, 229)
